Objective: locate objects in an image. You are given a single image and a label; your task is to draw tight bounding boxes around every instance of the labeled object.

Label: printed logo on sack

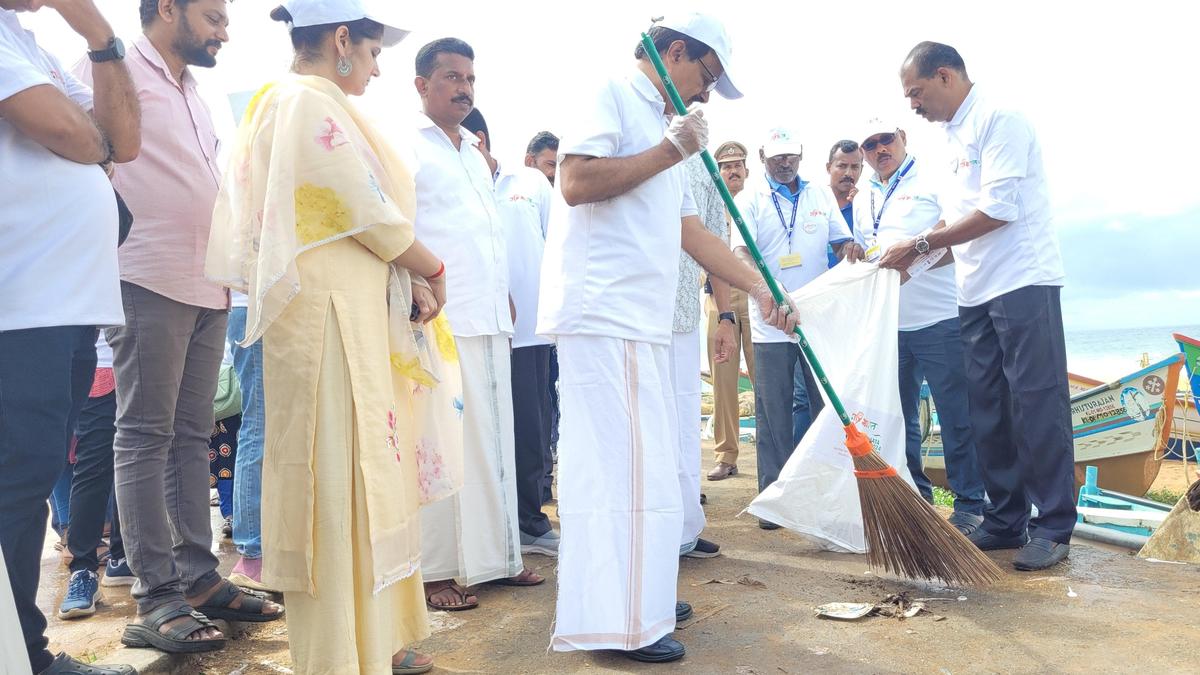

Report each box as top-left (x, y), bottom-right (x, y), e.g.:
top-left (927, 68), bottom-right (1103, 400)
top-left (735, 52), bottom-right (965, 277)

top-left (850, 411), bottom-right (883, 453)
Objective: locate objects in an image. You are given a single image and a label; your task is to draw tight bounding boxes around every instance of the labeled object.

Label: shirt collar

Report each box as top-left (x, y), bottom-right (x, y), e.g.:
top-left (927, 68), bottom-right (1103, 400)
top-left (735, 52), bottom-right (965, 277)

top-left (418, 112), bottom-right (473, 150)
top-left (945, 84), bottom-right (978, 129)
top-left (133, 35), bottom-right (193, 90)
top-left (869, 154), bottom-right (916, 190)
top-left (630, 68), bottom-right (667, 114)
top-left (766, 174), bottom-right (808, 203)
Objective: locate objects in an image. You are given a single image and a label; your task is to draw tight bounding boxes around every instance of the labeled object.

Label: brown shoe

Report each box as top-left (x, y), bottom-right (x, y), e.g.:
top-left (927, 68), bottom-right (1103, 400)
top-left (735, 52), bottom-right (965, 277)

top-left (707, 462), bottom-right (738, 481)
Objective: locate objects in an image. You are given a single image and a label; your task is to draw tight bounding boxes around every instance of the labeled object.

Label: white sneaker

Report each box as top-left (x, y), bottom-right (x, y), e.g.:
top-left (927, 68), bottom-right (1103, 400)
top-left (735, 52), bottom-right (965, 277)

top-left (520, 529), bottom-right (560, 557)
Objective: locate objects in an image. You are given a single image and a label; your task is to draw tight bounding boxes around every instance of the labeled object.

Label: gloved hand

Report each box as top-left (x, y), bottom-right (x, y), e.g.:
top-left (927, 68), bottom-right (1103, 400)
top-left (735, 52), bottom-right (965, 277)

top-left (750, 280), bottom-right (799, 334)
top-left (664, 107), bottom-right (708, 160)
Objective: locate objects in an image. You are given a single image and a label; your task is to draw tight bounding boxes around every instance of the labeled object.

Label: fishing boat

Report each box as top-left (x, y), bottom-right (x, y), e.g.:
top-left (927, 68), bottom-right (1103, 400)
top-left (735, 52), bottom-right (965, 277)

top-left (1167, 333), bottom-right (1200, 460)
top-left (921, 353), bottom-right (1186, 496)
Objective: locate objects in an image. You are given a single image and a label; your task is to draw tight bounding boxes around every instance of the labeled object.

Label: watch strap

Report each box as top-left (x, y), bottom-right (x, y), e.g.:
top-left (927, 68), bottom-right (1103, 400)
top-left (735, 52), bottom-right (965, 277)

top-left (718, 312), bottom-right (736, 324)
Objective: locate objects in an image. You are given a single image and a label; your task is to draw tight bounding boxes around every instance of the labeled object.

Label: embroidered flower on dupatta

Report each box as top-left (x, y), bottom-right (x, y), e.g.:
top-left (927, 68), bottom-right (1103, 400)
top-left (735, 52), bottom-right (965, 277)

top-left (315, 116), bottom-right (349, 151)
top-left (386, 404), bottom-right (401, 461)
top-left (415, 437), bottom-right (450, 501)
top-left (294, 184), bottom-right (352, 244)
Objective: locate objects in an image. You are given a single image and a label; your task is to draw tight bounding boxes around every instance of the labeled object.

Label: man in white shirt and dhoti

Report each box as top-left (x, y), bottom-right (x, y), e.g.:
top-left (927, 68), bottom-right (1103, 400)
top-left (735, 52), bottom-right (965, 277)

top-left (412, 37), bottom-right (542, 612)
top-left (538, 14), bottom-right (797, 663)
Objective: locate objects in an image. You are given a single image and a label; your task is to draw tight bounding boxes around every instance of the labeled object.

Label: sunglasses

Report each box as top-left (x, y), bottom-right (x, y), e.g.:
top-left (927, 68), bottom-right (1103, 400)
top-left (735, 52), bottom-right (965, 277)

top-left (698, 58), bottom-right (718, 93)
top-left (861, 133), bottom-right (897, 152)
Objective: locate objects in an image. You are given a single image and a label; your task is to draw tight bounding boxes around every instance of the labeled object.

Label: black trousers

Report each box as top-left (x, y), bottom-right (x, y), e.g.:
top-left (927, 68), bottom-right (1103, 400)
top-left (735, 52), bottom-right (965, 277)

top-left (67, 390), bottom-right (124, 573)
top-left (0, 325), bottom-right (97, 673)
top-left (959, 285), bottom-right (1076, 543)
top-left (511, 344), bottom-right (554, 537)
top-left (545, 346), bottom-right (560, 503)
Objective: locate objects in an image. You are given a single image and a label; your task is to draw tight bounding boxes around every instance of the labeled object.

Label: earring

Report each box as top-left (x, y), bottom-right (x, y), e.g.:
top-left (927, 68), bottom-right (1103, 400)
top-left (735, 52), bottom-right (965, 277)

top-left (337, 56), bottom-right (353, 77)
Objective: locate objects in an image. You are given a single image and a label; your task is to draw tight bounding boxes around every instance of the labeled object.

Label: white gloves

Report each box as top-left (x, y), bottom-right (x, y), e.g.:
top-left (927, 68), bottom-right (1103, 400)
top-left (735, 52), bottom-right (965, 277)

top-left (664, 108), bottom-right (709, 159)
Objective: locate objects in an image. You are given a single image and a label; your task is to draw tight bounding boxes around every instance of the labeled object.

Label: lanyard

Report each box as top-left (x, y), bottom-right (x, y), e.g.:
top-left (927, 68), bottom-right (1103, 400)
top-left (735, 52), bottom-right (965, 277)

top-left (869, 157), bottom-right (916, 236)
top-left (770, 190), bottom-right (800, 246)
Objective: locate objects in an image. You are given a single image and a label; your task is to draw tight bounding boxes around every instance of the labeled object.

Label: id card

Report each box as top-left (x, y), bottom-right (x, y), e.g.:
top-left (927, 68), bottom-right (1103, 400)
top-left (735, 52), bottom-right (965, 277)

top-left (863, 235), bottom-right (882, 263)
top-left (779, 253), bottom-right (803, 269)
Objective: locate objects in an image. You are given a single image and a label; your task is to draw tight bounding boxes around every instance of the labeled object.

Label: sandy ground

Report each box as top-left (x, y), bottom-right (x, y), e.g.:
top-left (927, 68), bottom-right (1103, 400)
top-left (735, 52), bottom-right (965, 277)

top-left (39, 447), bottom-right (1200, 674)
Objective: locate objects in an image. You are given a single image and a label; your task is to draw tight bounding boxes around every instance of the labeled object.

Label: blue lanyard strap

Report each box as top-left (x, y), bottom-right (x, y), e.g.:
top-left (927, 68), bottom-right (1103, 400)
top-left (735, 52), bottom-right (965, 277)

top-left (770, 190), bottom-right (800, 243)
top-left (869, 157), bottom-right (916, 235)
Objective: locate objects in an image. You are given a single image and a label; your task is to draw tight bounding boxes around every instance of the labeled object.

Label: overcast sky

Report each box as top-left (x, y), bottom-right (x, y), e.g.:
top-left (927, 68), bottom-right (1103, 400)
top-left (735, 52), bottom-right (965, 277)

top-left (23, 0), bottom-right (1200, 331)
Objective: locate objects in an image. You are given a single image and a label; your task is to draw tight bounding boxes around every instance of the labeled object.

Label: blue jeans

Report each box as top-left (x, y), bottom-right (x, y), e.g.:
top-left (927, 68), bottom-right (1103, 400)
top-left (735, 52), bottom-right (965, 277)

top-left (227, 307), bottom-right (264, 559)
top-left (791, 362), bottom-right (815, 447)
top-left (49, 463), bottom-right (73, 535)
top-left (898, 318), bottom-right (985, 514)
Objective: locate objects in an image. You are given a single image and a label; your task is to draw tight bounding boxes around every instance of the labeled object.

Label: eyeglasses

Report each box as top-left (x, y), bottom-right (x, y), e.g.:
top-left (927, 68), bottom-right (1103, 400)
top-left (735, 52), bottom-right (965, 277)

top-left (861, 133), bottom-right (897, 152)
top-left (698, 58), bottom-right (718, 93)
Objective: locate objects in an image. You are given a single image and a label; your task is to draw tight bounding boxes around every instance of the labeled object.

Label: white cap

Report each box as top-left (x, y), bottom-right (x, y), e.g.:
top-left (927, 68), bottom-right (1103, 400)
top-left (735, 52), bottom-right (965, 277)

top-left (762, 127), bottom-right (803, 158)
top-left (654, 13), bottom-right (742, 100)
top-left (281, 0), bottom-right (410, 47)
top-left (857, 115), bottom-right (905, 144)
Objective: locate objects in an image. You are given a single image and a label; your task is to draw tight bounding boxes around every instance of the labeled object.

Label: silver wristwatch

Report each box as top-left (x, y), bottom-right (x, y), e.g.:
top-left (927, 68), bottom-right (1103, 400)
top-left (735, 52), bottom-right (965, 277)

top-left (914, 234), bottom-right (930, 254)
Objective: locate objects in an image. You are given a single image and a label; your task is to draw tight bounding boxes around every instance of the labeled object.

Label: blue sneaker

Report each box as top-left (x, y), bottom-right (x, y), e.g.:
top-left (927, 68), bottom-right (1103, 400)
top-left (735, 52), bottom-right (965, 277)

top-left (59, 570), bottom-right (99, 619)
top-left (101, 557), bottom-right (135, 587)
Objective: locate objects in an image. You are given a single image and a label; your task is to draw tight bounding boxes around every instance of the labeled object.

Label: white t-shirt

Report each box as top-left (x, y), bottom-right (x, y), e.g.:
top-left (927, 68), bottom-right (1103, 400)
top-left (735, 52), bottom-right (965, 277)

top-left (230, 290), bottom-right (249, 309)
top-left (852, 156), bottom-right (959, 332)
top-left (0, 10), bottom-right (122, 331)
top-left (95, 332), bottom-right (113, 369)
top-left (413, 115), bottom-right (513, 338)
top-left (537, 69), bottom-right (697, 346)
top-left (940, 85), bottom-right (1064, 307)
top-left (732, 179), bottom-right (851, 343)
top-left (496, 164), bottom-right (553, 348)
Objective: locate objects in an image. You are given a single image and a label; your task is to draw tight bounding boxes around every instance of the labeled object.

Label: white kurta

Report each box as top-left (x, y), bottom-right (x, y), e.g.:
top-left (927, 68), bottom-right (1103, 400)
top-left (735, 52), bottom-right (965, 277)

top-left (670, 329), bottom-right (705, 549)
top-left (419, 333), bottom-right (523, 585)
top-left (551, 335), bottom-right (682, 652)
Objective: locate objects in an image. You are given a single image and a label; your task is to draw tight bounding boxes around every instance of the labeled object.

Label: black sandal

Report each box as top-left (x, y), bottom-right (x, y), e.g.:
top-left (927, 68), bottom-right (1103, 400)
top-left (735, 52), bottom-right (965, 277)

top-left (121, 600), bottom-right (226, 653)
top-left (194, 580), bottom-right (284, 623)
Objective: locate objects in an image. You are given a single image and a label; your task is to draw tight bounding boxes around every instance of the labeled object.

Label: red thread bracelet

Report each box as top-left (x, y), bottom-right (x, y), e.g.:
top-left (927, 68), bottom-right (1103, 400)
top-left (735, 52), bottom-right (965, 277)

top-left (427, 262), bottom-right (445, 280)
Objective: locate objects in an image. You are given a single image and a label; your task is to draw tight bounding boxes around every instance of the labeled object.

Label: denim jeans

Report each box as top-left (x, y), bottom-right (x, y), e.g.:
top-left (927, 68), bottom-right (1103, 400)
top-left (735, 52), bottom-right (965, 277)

top-left (48, 464), bottom-right (73, 535)
top-left (898, 317), bottom-right (986, 514)
top-left (227, 307), bottom-right (265, 559)
top-left (68, 390), bottom-right (125, 573)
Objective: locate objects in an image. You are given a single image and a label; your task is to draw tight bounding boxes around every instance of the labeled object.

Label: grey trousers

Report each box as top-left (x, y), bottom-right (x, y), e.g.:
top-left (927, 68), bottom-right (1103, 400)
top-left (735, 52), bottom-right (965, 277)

top-left (106, 282), bottom-right (227, 614)
top-left (753, 341), bottom-right (824, 494)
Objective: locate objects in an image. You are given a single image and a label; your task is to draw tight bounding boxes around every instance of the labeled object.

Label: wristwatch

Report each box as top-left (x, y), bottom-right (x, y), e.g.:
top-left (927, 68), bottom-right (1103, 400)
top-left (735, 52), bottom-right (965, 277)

top-left (88, 37), bottom-right (126, 63)
top-left (718, 312), bottom-right (736, 325)
top-left (914, 234), bottom-right (930, 254)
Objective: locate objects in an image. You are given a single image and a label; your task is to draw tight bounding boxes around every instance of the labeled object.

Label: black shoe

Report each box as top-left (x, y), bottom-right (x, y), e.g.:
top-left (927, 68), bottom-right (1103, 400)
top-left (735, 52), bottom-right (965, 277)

top-left (623, 635), bottom-right (686, 663)
top-left (40, 652), bottom-right (137, 675)
top-left (967, 527), bottom-right (1029, 551)
top-left (1012, 538), bottom-right (1070, 571)
top-left (948, 511), bottom-right (984, 537)
top-left (682, 538), bottom-right (720, 559)
top-left (675, 601), bottom-right (693, 624)
top-left (758, 519), bottom-right (781, 530)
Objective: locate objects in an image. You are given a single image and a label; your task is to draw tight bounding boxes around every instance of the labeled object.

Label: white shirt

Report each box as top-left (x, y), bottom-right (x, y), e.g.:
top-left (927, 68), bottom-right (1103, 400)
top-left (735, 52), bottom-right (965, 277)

top-left (413, 115), bottom-right (512, 338)
top-left (940, 85), bottom-right (1064, 307)
top-left (230, 290), bottom-right (249, 309)
top-left (0, 10), bottom-right (121, 331)
top-left (732, 179), bottom-right (851, 343)
top-left (95, 332), bottom-right (113, 369)
top-left (537, 69), bottom-right (697, 346)
top-left (852, 156), bottom-right (959, 331)
top-left (496, 163), bottom-right (553, 348)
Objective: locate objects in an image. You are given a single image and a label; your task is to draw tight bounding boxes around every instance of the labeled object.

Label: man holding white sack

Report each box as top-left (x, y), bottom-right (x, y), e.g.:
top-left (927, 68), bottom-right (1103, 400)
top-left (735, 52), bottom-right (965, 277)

top-left (884, 41), bottom-right (1075, 571)
top-left (852, 116), bottom-right (986, 535)
top-left (538, 15), bottom-right (796, 663)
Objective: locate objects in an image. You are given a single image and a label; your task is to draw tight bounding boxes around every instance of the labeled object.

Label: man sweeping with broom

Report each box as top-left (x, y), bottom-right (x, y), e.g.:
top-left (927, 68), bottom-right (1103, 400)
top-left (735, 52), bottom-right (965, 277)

top-left (537, 13), bottom-right (799, 663)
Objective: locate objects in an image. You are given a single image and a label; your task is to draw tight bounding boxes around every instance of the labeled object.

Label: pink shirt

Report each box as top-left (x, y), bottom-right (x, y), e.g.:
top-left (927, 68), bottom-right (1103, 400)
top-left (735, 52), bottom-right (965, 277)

top-left (74, 36), bottom-right (227, 309)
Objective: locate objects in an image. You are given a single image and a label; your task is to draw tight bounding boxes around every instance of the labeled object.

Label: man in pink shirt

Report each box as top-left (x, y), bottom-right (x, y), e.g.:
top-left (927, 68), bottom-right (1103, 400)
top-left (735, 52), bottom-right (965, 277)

top-left (73, 0), bottom-right (281, 654)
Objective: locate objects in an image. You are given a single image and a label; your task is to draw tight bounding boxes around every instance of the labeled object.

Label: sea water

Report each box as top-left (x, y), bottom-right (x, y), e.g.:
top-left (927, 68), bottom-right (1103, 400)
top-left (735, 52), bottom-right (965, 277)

top-left (1067, 324), bottom-right (1200, 382)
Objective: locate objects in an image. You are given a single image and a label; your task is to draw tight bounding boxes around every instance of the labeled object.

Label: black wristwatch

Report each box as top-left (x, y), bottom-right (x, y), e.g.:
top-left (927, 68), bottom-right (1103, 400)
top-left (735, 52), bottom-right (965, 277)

top-left (88, 37), bottom-right (126, 63)
top-left (718, 312), bottom-right (736, 325)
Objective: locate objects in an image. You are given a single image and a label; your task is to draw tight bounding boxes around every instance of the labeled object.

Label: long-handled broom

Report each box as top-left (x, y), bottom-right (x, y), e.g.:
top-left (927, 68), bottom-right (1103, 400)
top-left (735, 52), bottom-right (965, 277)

top-left (641, 32), bottom-right (1001, 586)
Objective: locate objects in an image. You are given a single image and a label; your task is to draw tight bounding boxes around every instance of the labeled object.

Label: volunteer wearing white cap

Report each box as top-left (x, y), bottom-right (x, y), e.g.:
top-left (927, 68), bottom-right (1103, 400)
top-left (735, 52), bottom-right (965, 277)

top-left (852, 116), bottom-right (986, 534)
top-left (207, 3), bottom-right (443, 671)
top-left (731, 127), bottom-right (860, 528)
top-left (885, 42), bottom-right (1074, 571)
top-left (538, 14), bottom-right (796, 662)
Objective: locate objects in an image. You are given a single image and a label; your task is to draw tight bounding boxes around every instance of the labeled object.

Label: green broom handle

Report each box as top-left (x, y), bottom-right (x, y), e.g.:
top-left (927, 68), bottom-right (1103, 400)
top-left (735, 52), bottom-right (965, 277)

top-left (640, 32), bottom-right (852, 426)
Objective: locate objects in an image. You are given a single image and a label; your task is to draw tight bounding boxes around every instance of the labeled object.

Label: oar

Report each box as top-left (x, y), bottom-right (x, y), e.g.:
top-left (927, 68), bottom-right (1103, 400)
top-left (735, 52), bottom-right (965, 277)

top-left (641, 32), bottom-right (999, 585)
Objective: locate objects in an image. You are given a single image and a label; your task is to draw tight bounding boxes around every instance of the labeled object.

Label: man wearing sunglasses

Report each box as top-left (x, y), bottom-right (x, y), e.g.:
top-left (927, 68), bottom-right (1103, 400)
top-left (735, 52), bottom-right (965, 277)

top-left (853, 117), bottom-right (986, 537)
top-left (731, 128), bottom-right (861, 529)
top-left (882, 41), bottom-right (1074, 571)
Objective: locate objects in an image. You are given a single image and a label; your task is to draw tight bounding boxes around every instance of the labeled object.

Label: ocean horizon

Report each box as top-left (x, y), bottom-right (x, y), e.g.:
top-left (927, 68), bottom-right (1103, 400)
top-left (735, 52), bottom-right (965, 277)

top-left (1066, 324), bottom-right (1199, 382)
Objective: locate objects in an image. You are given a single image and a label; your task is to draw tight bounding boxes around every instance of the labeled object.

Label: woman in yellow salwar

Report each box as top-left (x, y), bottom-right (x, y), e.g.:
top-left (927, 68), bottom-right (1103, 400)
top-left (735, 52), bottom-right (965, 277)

top-left (206, 1), bottom-right (448, 672)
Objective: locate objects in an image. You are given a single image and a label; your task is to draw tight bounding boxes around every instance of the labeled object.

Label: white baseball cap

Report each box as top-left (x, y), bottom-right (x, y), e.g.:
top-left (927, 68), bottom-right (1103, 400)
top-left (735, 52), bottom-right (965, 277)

top-left (762, 127), bottom-right (803, 158)
top-left (281, 0), bottom-right (411, 47)
top-left (654, 13), bottom-right (742, 100)
top-left (858, 115), bottom-right (906, 145)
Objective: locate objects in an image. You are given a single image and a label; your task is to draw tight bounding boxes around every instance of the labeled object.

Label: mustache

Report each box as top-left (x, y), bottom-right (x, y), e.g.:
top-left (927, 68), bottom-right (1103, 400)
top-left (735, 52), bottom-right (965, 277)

top-left (452, 95), bottom-right (473, 106)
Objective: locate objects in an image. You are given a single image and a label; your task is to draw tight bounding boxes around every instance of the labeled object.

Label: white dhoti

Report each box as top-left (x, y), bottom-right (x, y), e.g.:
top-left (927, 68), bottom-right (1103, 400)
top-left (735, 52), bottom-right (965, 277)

top-left (551, 335), bottom-right (683, 652)
top-left (669, 329), bottom-right (705, 549)
top-left (420, 333), bottom-right (523, 585)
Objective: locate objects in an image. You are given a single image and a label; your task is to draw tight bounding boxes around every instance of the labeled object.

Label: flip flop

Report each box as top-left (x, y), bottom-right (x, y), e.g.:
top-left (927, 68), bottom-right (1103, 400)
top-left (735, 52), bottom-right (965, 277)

top-left (425, 581), bottom-right (479, 611)
top-left (487, 568), bottom-right (545, 587)
top-left (121, 600), bottom-right (226, 653)
top-left (392, 649), bottom-right (434, 674)
top-left (193, 580), bottom-right (284, 623)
